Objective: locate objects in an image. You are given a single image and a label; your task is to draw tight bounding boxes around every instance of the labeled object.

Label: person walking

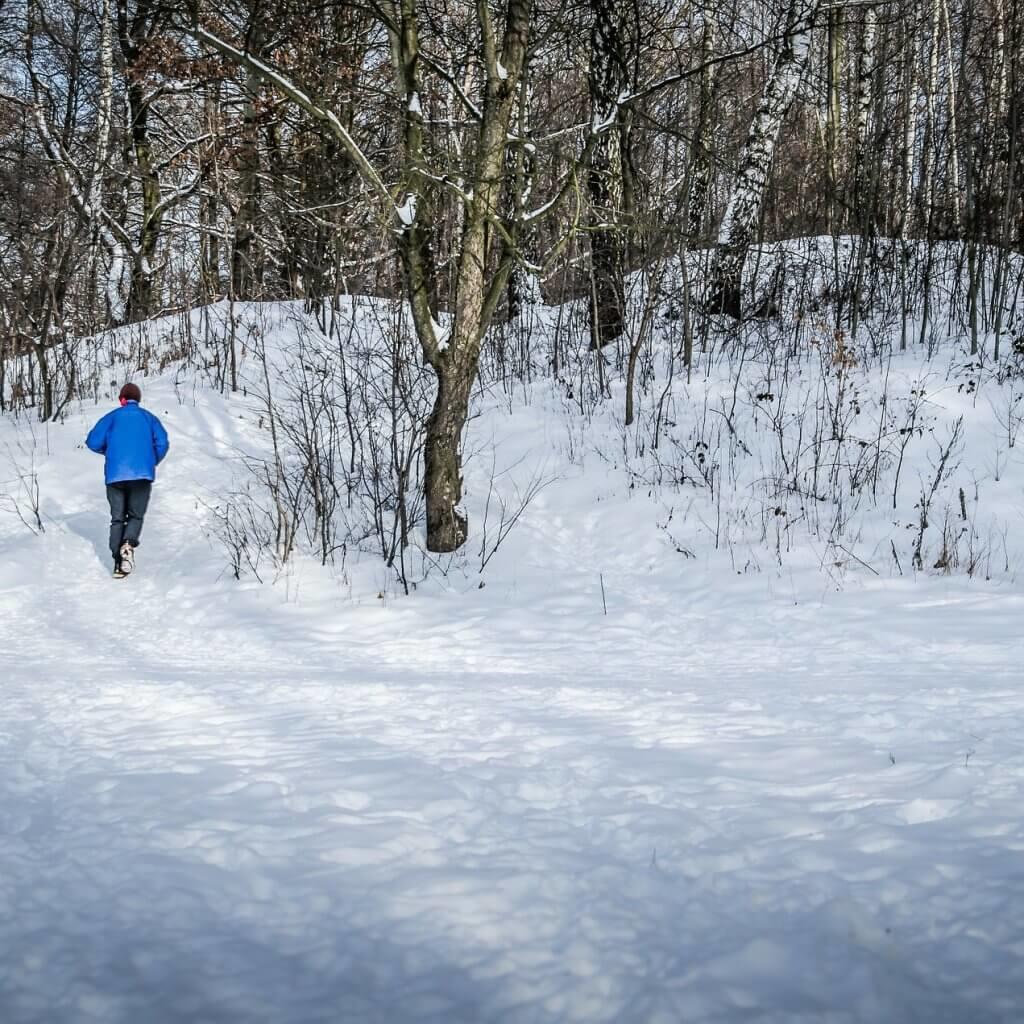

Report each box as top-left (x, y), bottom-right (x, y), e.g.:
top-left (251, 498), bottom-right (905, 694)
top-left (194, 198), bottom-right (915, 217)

top-left (86, 383), bottom-right (170, 578)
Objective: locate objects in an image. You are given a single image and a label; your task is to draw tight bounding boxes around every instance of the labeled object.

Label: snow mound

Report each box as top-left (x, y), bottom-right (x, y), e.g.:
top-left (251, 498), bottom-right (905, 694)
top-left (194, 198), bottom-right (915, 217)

top-left (2, 260), bottom-right (1024, 1021)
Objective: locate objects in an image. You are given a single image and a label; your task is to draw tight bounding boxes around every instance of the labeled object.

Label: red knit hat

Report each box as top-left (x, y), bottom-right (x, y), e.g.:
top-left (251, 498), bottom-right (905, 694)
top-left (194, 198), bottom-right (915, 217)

top-left (119, 383), bottom-right (142, 403)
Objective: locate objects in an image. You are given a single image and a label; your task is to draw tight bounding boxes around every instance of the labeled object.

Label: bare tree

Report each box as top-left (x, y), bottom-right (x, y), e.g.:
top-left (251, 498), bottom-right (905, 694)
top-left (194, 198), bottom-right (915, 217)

top-left (195, 0), bottom-right (537, 552)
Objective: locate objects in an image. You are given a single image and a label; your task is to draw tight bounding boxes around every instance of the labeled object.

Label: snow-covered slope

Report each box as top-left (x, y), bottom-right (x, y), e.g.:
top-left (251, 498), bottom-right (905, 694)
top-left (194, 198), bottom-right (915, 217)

top-left (2, 281), bottom-right (1024, 1022)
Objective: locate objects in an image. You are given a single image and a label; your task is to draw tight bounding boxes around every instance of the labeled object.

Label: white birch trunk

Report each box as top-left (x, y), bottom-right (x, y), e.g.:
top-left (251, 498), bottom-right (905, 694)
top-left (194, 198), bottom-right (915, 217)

top-left (686, 11), bottom-right (718, 242)
top-left (710, 0), bottom-right (820, 316)
top-left (990, 0), bottom-right (1009, 202)
top-left (89, 0), bottom-right (114, 218)
top-left (920, 0), bottom-right (941, 227)
top-left (854, 7), bottom-right (876, 151)
top-left (994, 0), bottom-right (1008, 125)
top-left (940, 0), bottom-right (960, 232)
top-left (852, 4), bottom-right (877, 225)
top-left (93, 0), bottom-right (128, 321)
top-left (899, 23), bottom-right (919, 238)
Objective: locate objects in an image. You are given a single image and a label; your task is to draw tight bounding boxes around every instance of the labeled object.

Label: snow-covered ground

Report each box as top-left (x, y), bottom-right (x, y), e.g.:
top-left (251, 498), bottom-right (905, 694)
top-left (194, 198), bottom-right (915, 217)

top-left (3, 283), bottom-right (1024, 1022)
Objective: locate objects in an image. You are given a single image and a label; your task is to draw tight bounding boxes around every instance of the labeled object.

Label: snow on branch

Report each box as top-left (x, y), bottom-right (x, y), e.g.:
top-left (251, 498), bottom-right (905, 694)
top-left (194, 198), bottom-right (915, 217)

top-left (396, 193), bottom-right (418, 228)
top-left (29, 101), bottom-right (133, 253)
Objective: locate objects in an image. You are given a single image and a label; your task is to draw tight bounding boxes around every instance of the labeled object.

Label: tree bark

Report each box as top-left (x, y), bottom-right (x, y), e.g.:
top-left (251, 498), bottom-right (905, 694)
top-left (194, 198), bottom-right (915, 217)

top-left (686, 11), bottom-right (718, 243)
top-left (117, 0), bottom-right (163, 321)
top-left (852, 4), bottom-right (877, 233)
top-left (414, 0), bottom-right (533, 551)
top-left (825, 7), bottom-right (842, 234)
top-left (199, 83), bottom-right (223, 300)
top-left (232, 18), bottom-right (265, 300)
top-left (708, 0), bottom-right (820, 317)
top-left (423, 367), bottom-right (472, 551)
top-left (587, 0), bottom-right (630, 349)
top-left (898, 15), bottom-right (920, 238)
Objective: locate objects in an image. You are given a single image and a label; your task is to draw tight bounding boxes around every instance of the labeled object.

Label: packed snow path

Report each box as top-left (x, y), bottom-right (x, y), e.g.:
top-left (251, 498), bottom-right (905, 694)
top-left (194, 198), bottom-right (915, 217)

top-left (3, 387), bottom-right (1024, 1023)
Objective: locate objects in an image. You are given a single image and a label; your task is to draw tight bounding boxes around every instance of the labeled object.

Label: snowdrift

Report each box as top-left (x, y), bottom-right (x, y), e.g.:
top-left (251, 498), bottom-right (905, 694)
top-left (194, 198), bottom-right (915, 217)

top-left (1, 239), bottom-right (1024, 1022)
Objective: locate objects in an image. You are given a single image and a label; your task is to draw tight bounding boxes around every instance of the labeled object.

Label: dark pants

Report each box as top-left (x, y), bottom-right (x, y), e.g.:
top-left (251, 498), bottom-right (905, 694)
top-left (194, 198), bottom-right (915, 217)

top-left (107, 480), bottom-right (152, 561)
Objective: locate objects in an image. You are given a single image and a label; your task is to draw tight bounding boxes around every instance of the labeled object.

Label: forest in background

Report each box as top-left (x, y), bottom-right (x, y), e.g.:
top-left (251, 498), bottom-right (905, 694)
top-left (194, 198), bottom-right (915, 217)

top-left (1, 0), bottom-right (1021, 555)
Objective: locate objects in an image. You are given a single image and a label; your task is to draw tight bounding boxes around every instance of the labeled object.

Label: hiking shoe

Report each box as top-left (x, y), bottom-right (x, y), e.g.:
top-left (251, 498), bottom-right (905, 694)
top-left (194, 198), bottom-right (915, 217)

top-left (112, 560), bottom-right (127, 579)
top-left (119, 542), bottom-right (135, 575)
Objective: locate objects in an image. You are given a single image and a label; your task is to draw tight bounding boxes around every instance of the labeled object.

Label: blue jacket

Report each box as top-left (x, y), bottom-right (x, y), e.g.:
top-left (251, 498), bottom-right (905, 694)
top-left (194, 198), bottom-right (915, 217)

top-left (86, 401), bottom-right (170, 484)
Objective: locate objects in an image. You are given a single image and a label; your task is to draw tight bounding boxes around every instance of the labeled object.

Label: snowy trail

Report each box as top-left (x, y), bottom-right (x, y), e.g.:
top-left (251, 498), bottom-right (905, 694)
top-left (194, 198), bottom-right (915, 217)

top-left (3, 384), bottom-right (1024, 1022)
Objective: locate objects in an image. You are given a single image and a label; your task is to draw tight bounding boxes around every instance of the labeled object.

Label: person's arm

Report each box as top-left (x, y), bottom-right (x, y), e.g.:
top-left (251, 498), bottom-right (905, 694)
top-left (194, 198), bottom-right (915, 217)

top-left (85, 413), bottom-right (112, 454)
top-left (151, 414), bottom-right (170, 464)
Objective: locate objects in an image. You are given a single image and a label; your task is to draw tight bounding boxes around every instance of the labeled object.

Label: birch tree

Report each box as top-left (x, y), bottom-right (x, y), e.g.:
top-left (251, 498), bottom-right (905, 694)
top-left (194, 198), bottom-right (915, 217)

top-left (851, 3), bottom-right (876, 231)
top-left (708, 0), bottom-right (820, 317)
top-left (587, 0), bottom-right (632, 349)
top-left (897, 12), bottom-right (920, 237)
top-left (685, 8), bottom-right (718, 243)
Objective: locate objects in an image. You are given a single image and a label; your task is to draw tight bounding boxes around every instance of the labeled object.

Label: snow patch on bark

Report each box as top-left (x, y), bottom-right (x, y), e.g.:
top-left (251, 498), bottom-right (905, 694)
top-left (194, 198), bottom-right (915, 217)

top-left (397, 194), bottom-right (419, 228)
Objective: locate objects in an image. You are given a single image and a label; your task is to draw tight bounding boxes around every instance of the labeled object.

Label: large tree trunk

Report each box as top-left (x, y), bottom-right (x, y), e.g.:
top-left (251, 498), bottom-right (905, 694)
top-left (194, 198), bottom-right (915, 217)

top-left (423, 365), bottom-right (472, 551)
top-left (410, 0), bottom-right (533, 552)
top-left (708, 0), bottom-right (820, 317)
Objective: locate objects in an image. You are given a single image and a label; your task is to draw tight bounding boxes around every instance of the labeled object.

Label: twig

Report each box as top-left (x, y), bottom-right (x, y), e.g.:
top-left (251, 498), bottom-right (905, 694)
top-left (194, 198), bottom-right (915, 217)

top-left (835, 543), bottom-right (879, 575)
